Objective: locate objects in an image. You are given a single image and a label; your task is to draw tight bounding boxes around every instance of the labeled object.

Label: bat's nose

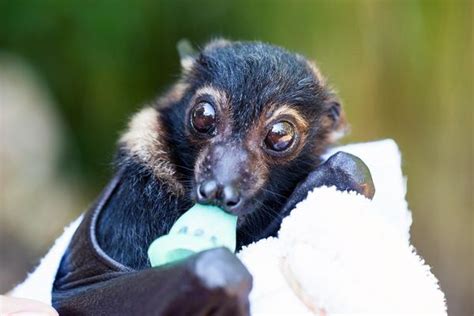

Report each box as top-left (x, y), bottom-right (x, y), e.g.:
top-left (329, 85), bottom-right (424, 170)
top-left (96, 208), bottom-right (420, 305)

top-left (197, 179), bottom-right (242, 213)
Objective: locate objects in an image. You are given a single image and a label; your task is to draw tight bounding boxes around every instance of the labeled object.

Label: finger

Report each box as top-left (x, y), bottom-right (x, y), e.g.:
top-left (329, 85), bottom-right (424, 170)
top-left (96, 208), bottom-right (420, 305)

top-left (314, 151), bottom-right (375, 199)
top-left (0, 295), bottom-right (58, 316)
top-left (161, 248), bottom-right (252, 315)
top-left (191, 248), bottom-right (253, 295)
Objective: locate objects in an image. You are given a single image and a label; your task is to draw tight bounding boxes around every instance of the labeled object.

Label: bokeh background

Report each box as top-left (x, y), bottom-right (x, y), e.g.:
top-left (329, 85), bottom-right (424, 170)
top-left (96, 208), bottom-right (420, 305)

top-left (0, 0), bottom-right (472, 314)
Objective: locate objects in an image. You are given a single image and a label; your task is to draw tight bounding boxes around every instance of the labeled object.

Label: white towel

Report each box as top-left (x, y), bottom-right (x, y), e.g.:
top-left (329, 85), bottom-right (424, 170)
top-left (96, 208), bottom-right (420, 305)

top-left (11, 139), bottom-right (447, 314)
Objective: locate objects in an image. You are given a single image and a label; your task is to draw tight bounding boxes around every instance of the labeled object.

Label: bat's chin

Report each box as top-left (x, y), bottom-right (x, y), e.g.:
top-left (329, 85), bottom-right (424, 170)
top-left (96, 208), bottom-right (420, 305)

top-left (236, 212), bottom-right (250, 228)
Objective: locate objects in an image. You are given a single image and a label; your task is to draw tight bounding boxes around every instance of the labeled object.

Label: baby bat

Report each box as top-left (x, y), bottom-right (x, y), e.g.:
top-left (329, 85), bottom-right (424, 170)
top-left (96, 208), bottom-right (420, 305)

top-left (52, 39), bottom-right (374, 315)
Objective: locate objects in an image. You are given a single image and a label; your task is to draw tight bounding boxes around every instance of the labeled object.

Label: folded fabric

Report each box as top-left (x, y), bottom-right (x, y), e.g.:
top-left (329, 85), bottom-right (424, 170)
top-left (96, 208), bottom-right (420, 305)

top-left (10, 139), bottom-right (447, 314)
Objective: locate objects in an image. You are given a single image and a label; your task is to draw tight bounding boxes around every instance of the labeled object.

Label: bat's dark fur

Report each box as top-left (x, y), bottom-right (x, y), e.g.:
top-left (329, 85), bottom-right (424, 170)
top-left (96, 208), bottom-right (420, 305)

top-left (96, 40), bottom-right (345, 270)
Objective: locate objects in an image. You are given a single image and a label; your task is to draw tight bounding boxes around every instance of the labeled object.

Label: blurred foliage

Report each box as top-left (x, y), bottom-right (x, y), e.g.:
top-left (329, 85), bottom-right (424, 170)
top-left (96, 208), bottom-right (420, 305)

top-left (0, 0), bottom-right (472, 314)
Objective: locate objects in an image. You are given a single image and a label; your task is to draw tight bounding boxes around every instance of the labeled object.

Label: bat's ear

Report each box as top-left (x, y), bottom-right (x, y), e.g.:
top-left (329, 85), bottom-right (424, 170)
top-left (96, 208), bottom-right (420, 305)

top-left (323, 97), bottom-right (348, 142)
top-left (177, 39), bottom-right (198, 72)
top-left (178, 38), bottom-right (232, 72)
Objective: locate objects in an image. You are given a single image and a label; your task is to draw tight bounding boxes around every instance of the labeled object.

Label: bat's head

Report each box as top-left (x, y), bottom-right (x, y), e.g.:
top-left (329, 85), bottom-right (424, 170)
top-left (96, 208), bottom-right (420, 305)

top-left (121, 40), bottom-right (346, 245)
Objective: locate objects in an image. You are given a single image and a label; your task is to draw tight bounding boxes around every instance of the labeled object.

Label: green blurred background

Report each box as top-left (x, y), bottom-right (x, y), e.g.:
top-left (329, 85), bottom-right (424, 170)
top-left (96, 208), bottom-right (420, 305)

top-left (0, 0), bottom-right (472, 314)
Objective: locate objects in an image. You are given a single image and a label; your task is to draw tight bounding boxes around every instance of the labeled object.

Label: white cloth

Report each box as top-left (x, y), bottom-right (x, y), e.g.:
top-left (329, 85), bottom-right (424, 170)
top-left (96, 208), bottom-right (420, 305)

top-left (238, 139), bottom-right (446, 315)
top-left (10, 215), bottom-right (83, 303)
top-left (11, 139), bottom-right (447, 315)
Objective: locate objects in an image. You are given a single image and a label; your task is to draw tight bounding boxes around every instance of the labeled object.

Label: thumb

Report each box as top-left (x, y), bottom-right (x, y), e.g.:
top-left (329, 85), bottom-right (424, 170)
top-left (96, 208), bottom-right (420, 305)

top-left (0, 295), bottom-right (58, 316)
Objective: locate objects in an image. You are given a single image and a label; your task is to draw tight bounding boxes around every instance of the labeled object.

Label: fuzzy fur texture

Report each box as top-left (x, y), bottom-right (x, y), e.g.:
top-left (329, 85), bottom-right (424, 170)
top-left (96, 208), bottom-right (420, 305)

top-left (98, 40), bottom-right (346, 269)
top-left (10, 140), bottom-right (447, 315)
top-left (120, 107), bottom-right (184, 195)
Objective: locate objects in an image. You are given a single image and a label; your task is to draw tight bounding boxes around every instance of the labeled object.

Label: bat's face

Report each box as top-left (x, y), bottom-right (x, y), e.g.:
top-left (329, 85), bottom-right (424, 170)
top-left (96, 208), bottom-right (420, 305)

top-left (123, 40), bottom-right (345, 246)
top-left (179, 41), bottom-right (345, 243)
top-left (187, 85), bottom-right (314, 215)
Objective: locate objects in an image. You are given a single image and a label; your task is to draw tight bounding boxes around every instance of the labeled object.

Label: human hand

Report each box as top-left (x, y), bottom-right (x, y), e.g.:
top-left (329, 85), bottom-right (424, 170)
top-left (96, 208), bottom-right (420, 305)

top-left (0, 295), bottom-right (58, 316)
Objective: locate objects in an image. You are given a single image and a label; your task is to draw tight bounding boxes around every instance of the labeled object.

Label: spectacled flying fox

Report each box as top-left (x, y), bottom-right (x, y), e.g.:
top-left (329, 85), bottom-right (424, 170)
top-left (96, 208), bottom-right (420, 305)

top-left (52, 39), bottom-right (374, 315)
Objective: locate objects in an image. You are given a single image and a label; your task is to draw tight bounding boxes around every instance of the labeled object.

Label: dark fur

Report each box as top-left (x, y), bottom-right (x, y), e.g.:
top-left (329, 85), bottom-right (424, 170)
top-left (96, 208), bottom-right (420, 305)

top-left (97, 41), bottom-right (343, 269)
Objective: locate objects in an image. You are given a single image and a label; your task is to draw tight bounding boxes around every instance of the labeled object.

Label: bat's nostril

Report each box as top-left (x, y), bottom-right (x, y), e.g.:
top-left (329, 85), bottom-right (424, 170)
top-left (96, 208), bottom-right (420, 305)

top-left (198, 180), bottom-right (218, 201)
top-left (223, 185), bottom-right (241, 208)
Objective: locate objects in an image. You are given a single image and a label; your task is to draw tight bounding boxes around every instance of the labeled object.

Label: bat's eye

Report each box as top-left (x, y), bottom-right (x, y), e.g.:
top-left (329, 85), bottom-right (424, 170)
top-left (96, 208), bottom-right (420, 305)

top-left (191, 101), bottom-right (217, 135)
top-left (264, 121), bottom-right (295, 152)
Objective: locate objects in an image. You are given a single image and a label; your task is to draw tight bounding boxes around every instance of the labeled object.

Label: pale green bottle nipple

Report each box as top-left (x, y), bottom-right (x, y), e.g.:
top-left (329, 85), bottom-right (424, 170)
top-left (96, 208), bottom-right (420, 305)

top-left (147, 204), bottom-right (238, 267)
